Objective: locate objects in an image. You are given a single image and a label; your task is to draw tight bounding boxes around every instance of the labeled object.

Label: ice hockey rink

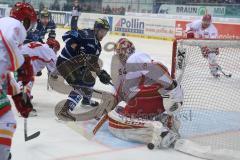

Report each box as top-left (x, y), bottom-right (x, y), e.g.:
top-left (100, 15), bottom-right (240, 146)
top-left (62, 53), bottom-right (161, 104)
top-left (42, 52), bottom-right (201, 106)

top-left (11, 28), bottom-right (202, 160)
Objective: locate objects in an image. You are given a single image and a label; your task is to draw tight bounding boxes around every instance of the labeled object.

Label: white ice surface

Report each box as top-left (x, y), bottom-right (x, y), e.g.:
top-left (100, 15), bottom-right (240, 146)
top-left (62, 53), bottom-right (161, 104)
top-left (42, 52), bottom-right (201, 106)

top-left (11, 28), bottom-right (202, 160)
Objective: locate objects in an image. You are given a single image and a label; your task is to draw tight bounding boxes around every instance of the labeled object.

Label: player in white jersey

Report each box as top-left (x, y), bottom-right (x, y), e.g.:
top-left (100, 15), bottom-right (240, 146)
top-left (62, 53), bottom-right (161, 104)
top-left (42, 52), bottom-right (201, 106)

top-left (185, 14), bottom-right (221, 78)
top-left (21, 39), bottom-right (59, 76)
top-left (186, 14), bottom-right (218, 39)
top-left (108, 38), bottom-right (183, 149)
top-left (19, 38), bottom-right (60, 116)
top-left (0, 2), bottom-right (37, 160)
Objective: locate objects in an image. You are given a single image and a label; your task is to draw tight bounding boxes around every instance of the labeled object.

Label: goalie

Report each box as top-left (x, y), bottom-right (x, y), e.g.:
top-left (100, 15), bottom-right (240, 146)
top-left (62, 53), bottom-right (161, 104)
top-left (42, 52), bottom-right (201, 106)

top-left (108, 38), bottom-right (184, 149)
top-left (185, 13), bottom-right (222, 78)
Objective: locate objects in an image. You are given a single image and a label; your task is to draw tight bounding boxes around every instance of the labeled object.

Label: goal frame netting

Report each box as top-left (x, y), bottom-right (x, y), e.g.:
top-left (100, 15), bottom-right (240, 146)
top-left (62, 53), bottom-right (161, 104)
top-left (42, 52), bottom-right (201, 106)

top-left (171, 38), bottom-right (240, 160)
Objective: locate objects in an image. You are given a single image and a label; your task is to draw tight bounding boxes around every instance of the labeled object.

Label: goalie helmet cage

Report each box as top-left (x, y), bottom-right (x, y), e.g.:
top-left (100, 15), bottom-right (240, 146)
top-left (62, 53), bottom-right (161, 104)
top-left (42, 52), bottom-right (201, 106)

top-left (171, 38), bottom-right (240, 160)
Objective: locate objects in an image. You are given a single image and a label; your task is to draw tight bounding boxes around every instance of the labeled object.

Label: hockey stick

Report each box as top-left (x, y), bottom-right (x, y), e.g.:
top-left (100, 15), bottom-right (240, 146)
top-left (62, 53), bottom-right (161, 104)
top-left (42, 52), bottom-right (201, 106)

top-left (66, 114), bottom-right (109, 140)
top-left (93, 114), bottom-right (108, 135)
top-left (24, 118), bottom-right (40, 141)
top-left (219, 69), bottom-right (232, 78)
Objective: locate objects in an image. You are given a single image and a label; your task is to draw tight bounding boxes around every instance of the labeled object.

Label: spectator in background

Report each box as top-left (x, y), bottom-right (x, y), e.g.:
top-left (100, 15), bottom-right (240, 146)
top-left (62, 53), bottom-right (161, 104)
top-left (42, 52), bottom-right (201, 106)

top-left (51, 0), bottom-right (60, 10)
top-left (128, 5), bottom-right (131, 12)
top-left (120, 7), bottom-right (125, 15)
top-left (39, 1), bottom-right (45, 13)
top-left (105, 5), bottom-right (112, 14)
top-left (71, 0), bottom-right (81, 30)
top-left (102, 6), bottom-right (125, 15)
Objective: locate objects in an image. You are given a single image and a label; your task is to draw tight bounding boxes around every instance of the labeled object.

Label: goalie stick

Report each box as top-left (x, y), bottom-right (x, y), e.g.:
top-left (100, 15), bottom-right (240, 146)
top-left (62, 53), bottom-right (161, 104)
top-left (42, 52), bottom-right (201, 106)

top-left (24, 118), bottom-right (40, 141)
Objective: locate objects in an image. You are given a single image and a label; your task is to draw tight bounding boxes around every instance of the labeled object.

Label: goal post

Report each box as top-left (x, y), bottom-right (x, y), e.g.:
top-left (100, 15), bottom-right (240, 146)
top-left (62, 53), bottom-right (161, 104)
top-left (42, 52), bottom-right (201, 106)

top-left (171, 38), bottom-right (240, 160)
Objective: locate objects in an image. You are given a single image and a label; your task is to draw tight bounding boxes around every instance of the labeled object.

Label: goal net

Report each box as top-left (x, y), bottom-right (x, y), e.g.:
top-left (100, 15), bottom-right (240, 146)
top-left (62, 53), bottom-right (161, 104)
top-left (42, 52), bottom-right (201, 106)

top-left (171, 39), bottom-right (240, 160)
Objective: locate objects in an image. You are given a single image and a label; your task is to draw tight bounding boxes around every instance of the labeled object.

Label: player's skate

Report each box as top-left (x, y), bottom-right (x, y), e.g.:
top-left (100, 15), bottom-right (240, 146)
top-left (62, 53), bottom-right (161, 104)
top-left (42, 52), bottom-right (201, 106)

top-left (57, 101), bottom-right (76, 121)
top-left (209, 64), bottom-right (220, 78)
top-left (81, 98), bottom-right (99, 107)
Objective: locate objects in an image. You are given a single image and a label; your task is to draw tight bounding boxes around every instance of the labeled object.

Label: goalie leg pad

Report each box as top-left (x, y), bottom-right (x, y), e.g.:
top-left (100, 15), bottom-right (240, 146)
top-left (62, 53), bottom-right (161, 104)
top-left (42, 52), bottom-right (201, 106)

top-left (108, 109), bottom-right (156, 143)
top-left (160, 130), bottom-right (179, 148)
top-left (108, 109), bottom-right (174, 146)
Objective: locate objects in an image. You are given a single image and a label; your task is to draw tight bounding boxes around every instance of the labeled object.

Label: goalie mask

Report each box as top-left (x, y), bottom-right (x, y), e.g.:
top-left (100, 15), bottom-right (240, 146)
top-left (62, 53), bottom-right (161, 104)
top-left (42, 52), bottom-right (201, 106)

top-left (114, 38), bottom-right (135, 64)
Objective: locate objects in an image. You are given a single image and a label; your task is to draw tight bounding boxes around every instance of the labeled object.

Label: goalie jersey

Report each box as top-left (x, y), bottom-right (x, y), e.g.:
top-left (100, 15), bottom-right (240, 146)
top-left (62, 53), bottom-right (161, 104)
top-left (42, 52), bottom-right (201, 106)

top-left (116, 51), bottom-right (173, 103)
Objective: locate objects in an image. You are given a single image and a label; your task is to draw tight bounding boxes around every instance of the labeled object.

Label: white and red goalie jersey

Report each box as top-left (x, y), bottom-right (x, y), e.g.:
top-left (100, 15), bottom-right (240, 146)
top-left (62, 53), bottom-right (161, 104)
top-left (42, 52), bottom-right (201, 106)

top-left (115, 51), bottom-right (174, 117)
top-left (108, 50), bottom-right (182, 147)
top-left (20, 42), bottom-right (57, 75)
top-left (186, 19), bottom-right (218, 39)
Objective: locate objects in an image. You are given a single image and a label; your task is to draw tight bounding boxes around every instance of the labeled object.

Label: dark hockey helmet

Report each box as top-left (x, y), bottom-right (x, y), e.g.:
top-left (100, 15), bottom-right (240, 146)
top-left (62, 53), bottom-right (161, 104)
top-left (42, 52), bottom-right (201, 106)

top-left (94, 18), bottom-right (110, 31)
top-left (10, 2), bottom-right (37, 31)
top-left (40, 9), bottom-right (50, 18)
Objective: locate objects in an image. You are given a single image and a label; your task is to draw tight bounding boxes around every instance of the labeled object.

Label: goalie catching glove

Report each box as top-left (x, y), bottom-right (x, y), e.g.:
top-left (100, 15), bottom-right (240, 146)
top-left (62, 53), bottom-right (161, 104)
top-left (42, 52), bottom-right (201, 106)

top-left (161, 80), bottom-right (183, 115)
top-left (97, 69), bottom-right (112, 85)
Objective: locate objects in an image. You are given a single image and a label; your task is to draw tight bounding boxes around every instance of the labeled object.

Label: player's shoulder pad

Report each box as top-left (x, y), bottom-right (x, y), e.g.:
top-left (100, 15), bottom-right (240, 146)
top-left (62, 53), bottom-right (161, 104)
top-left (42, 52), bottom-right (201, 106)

top-left (62, 30), bottom-right (78, 41)
top-left (78, 29), bottom-right (95, 39)
top-left (127, 51), bottom-right (152, 64)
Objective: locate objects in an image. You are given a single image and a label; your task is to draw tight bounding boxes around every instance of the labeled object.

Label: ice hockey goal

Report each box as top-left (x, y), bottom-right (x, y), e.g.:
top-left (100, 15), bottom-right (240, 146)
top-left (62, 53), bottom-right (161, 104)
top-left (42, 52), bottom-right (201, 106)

top-left (171, 38), bottom-right (240, 160)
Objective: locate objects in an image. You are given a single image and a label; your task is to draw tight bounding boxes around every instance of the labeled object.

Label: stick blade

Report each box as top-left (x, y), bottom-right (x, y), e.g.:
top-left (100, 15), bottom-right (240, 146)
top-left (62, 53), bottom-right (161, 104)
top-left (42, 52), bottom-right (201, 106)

top-left (25, 131), bottom-right (41, 141)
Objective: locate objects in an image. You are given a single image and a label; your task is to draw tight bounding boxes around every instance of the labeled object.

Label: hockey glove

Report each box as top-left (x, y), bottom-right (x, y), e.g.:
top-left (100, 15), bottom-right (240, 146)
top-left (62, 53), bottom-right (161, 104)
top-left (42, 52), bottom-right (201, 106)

top-left (12, 93), bottom-right (33, 118)
top-left (17, 56), bottom-right (34, 85)
top-left (97, 70), bottom-right (112, 85)
top-left (162, 81), bottom-right (183, 115)
top-left (48, 30), bottom-right (56, 39)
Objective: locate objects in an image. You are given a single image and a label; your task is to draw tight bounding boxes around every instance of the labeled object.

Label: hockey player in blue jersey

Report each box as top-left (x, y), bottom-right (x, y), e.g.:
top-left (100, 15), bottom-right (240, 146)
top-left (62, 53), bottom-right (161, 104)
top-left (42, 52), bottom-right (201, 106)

top-left (56, 18), bottom-right (112, 121)
top-left (26, 9), bottom-right (56, 43)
